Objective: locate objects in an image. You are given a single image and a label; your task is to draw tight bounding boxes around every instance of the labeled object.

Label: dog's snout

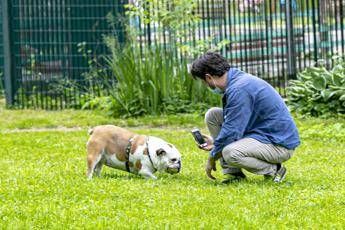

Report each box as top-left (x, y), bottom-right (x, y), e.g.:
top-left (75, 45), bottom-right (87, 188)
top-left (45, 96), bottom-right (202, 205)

top-left (177, 160), bottom-right (181, 173)
top-left (171, 158), bottom-right (181, 165)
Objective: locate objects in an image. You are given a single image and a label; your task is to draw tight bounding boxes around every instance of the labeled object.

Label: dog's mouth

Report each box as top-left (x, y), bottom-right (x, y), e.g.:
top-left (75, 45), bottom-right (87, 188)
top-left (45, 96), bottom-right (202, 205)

top-left (166, 161), bottom-right (181, 174)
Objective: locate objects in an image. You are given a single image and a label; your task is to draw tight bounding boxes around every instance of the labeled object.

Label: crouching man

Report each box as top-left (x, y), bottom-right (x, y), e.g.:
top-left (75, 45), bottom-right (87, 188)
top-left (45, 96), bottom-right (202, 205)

top-left (190, 52), bottom-right (300, 183)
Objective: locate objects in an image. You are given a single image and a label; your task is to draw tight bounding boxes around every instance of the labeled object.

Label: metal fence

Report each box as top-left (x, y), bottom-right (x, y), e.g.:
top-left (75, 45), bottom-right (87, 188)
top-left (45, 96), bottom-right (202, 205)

top-left (1, 0), bottom-right (345, 109)
top-left (1, 0), bottom-right (127, 108)
top-left (136, 0), bottom-right (345, 92)
top-left (0, 0), bottom-right (4, 93)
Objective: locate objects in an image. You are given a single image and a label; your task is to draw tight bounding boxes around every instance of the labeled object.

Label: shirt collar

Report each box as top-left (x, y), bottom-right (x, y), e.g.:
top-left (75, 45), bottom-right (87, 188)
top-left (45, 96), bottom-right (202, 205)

top-left (226, 68), bottom-right (237, 89)
top-left (223, 69), bottom-right (232, 93)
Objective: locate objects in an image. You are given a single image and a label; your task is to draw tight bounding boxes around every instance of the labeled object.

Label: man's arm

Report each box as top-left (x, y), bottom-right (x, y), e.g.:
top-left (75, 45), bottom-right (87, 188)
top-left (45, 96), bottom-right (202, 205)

top-left (210, 88), bottom-right (253, 158)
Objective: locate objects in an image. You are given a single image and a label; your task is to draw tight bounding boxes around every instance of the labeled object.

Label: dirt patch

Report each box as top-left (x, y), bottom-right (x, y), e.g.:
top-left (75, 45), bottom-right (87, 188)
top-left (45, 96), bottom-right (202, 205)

top-left (1, 126), bottom-right (191, 134)
top-left (1, 126), bottom-right (84, 133)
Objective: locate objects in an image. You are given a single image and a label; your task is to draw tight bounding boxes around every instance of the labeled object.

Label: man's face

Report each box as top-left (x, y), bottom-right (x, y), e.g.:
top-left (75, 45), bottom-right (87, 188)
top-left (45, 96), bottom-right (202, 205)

top-left (203, 74), bottom-right (217, 89)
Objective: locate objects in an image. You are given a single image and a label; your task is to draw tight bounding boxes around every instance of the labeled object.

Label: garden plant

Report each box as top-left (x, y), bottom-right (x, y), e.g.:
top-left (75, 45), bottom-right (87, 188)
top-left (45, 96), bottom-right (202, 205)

top-left (287, 57), bottom-right (345, 117)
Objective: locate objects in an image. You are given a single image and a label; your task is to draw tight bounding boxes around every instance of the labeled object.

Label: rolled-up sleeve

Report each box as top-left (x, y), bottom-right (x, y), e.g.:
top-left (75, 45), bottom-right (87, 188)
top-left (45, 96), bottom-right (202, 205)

top-left (210, 89), bottom-right (253, 158)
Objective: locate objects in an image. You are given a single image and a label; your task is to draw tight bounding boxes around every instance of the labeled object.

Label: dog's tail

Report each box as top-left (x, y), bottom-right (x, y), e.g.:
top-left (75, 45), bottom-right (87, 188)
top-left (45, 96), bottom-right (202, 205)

top-left (88, 127), bottom-right (94, 135)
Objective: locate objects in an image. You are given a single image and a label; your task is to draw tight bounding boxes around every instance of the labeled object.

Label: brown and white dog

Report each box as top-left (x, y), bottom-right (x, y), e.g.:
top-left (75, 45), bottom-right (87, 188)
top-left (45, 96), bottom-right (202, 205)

top-left (86, 125), bottom-right (181, 179)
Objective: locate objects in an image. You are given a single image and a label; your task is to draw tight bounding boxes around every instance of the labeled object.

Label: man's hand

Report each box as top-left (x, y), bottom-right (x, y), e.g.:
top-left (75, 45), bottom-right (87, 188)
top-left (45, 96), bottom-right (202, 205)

top-left (198, 134), bottom-right (214, 151)
top-left (205, 156), bottom-right (217, 180)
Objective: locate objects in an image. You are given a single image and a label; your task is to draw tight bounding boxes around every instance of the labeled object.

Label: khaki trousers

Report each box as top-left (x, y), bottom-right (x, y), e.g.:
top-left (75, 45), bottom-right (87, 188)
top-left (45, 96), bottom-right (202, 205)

top-left (205, 107), bottom-right (294, 176)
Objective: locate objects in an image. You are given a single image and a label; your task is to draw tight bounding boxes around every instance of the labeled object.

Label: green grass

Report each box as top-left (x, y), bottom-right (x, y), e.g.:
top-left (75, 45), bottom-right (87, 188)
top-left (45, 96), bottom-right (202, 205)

top-left (0, 99), bottom-right (204, 130)
top-left (0, 101), bottom-right (344, 228)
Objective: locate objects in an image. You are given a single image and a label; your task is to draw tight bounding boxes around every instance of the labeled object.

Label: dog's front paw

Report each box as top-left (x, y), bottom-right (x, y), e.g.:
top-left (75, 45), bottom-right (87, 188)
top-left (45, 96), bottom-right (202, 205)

top-left (139, 170), bottom-right (157, 180)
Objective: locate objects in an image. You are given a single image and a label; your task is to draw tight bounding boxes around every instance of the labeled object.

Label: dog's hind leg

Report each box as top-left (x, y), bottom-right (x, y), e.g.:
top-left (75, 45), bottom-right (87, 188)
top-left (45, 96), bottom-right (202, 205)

top-left (94, 156), bottom-right (104, 177)
top-left (86, 141), bottom-right (104, 180)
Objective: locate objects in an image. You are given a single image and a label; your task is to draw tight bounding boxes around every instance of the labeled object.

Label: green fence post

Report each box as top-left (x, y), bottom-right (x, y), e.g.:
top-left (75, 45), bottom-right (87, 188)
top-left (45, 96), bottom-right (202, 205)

top-left (0, 1), bottom-right (3, 92)
top-left (285, 0), bottom-right (297, 80)
top-left (2, 0), bottom-right (14, 106)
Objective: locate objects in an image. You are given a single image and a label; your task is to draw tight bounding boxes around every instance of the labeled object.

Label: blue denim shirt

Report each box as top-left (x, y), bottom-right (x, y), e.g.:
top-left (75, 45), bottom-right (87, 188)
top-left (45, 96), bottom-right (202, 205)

top-left (210, 68), bottom-right (300, 158)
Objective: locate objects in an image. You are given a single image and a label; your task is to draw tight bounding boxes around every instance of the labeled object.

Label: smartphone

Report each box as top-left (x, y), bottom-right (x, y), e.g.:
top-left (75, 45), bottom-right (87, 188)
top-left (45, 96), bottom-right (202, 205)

top-left (191, 128), bottom-right (207, 147)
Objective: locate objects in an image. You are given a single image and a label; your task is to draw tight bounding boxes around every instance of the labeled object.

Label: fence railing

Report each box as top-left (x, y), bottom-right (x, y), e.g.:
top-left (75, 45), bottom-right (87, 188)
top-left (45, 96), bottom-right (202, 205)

top-left (136, 0), bottom-right (345, 93)
top-left (0, 0), bottom-right (4, 94)
top-left (1, 0), bottom-right (345, 109)
top-left (1, 0), bottom-right (127, 108)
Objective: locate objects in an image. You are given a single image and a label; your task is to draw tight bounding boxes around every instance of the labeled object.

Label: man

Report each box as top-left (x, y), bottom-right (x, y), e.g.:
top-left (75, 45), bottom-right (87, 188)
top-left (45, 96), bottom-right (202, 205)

top-left (190, 52), bottom-right (300, 183)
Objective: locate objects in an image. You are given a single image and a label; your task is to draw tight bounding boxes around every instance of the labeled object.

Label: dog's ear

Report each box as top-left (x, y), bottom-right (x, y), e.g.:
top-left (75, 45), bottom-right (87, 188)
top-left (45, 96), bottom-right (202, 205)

top-left (156, 148), bottom-right (166, 156)
top-left (88, 127), bottom-right (94, 135)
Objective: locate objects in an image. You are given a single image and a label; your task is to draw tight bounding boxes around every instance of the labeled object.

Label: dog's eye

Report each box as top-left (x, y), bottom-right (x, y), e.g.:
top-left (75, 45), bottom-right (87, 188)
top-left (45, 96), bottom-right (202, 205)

top-left (156, 148), bottom-right (166, 156)
top-left (171, 158), bottom-right (177, 162)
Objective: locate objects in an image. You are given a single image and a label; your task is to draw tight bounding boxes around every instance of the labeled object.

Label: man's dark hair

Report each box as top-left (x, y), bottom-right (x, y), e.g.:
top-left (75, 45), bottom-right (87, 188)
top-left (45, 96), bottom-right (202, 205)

top-left (190, 51), bottom-right (230, 80)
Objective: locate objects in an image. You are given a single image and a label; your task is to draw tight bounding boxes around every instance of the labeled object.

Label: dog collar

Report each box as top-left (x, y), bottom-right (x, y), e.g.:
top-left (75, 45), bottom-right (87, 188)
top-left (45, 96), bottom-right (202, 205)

top-left (146, 137), bottom-right (157, 172)
top-left (125, 135), bottom-right (157, 173)
top-left (124, 135), bottom-right (138, 172)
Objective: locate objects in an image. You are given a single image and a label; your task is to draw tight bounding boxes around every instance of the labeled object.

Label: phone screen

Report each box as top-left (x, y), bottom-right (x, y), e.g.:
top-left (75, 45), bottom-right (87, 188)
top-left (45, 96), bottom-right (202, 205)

top-left (191, 129), bottom-right (207, 146)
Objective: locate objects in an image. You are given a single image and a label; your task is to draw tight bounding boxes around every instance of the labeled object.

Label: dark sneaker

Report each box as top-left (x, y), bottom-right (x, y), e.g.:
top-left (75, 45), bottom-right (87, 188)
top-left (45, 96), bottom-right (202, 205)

top-left (221, 171), bottom-right (246, 184)
top-left (273, 164), bottom-right (287, 183)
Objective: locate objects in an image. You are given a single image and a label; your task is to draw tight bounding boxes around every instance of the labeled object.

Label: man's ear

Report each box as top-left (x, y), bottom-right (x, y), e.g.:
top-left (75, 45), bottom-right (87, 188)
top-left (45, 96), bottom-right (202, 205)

top-left (156, 148), bottom-right (166, 156)
top-left (205, 74), bottom-right (212, 80)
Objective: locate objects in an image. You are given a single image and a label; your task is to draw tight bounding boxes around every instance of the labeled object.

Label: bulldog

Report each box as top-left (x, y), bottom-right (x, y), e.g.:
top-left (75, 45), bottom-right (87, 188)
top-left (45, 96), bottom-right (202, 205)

top-left (86, 125), bottom-right (181, 179)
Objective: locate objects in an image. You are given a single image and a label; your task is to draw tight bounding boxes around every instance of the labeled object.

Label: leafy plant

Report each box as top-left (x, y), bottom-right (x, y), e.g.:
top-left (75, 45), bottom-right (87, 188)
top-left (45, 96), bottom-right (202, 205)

top-left (95, 37), bottom-right (219, 117)
top-left (78, 0), bottom-right (228, 117)
top-left (287, 56), bottom-right (345, 117)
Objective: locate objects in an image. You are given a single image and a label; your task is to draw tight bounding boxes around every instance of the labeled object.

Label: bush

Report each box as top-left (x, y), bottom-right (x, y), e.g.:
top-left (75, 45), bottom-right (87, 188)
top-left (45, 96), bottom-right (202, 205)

top-left (81, 0), bottom-right (229, 117)
top-left (81, 38), bottom-right (220, 117)
top-left (287, 57), bottom-right (345, 117)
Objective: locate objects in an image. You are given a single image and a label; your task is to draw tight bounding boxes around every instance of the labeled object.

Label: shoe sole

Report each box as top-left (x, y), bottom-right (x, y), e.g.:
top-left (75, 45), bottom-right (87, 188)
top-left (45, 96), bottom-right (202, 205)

top-left (274, 167), bottom-right (287, 183)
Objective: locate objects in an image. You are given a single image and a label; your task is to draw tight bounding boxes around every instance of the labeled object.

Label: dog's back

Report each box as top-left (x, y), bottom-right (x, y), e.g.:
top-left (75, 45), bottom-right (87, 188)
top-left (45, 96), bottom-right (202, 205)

top-left (86, 125), bottom-right (135, 179)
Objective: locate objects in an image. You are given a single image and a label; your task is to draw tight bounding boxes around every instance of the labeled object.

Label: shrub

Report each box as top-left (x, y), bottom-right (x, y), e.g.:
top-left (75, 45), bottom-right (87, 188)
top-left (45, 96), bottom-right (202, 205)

top-left (287, 57), bottom-right (345, 117)
top-left (82, 0), bottom-right (229, 117)
top-left (83, 37), bottom-right (219, 117)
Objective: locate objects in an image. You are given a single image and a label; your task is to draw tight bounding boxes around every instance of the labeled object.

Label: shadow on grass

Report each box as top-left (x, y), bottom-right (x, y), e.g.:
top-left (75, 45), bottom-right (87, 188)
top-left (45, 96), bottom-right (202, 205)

top-left (101, 172), bottom-right (140, 180)
top-left (93, 169), bottom-right (298, 190)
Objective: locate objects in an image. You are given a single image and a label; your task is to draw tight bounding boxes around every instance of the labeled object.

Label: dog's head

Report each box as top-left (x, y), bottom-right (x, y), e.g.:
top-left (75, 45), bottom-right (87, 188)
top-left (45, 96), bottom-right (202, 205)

top-left (147, 136), bottom-right (181, 174)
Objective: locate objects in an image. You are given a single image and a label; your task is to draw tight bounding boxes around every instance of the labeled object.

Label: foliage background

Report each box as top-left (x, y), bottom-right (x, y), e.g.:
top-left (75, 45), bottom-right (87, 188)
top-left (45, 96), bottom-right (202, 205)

top-left (79, 0), bottom-right (229, 117)
top-left (287, 57), bottom-right (345, 118)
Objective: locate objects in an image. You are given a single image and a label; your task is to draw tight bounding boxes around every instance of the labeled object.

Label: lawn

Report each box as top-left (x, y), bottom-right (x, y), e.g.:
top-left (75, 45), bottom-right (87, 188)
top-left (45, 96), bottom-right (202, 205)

top-left (0, 100), bottom-right (344, 229)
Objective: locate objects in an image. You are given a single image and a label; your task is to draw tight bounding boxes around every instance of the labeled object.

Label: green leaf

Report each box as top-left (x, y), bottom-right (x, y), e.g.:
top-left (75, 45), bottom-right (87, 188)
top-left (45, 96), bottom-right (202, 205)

top-left (307, 66), bottom-right (324, 73)
top-left (321, 90), bottom-right (336, 101)
top-left (322, 71), bottom-right (333, 82)
top-left (340, 94), bottom-right (345, 101)
top-left (298, 73), bottom-right (312, 81)
top-left (290, 86), bottom-right (305, 94)
top-left (311, 94), bottom-right (322, 101)
top-left (332, 73), bottom-right (344, 87)
top-left (312, 75), bottom-right (327, 90)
